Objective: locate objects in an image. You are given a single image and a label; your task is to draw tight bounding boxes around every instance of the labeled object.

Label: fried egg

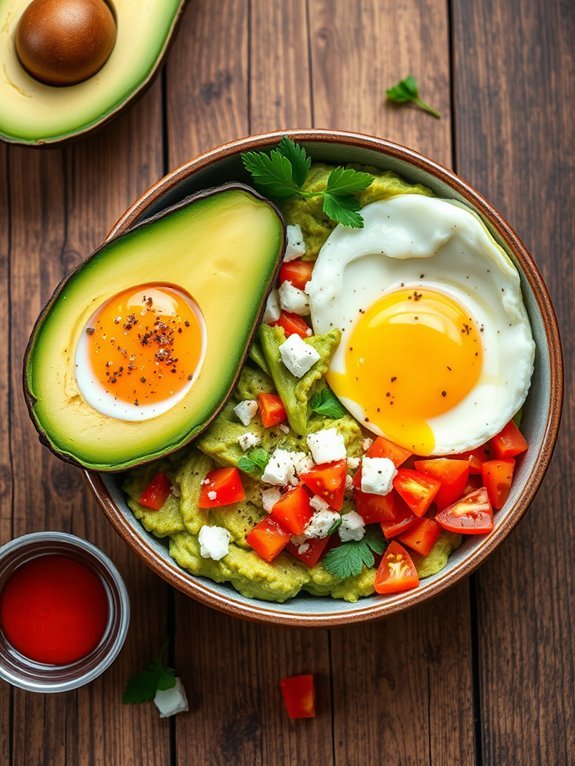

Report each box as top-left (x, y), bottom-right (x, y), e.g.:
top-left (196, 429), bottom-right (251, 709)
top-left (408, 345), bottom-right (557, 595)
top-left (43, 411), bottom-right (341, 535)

top-left (75, 284), bottom-right (206, 421)
top-left (307, 194), bottom-right (535, 455)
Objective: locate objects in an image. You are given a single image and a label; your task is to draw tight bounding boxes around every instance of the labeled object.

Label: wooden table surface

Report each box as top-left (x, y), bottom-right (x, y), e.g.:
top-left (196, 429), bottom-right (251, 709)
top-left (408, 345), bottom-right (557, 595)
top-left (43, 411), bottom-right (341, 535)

top-left (1, 1), bottom-right (573, 764)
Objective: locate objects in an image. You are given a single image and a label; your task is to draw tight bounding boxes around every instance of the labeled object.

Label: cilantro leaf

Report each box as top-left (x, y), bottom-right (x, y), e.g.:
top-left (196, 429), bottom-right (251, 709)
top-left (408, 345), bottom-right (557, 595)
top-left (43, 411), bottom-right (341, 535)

top-left (325, 166), bottom-right (374, 196)
top-left (386, 75), bottom-right (441, 119)
top-left (123, 643), bottom-right (176, 704)
top-left (238, 447), bottom-right (270, 474)
top-left (276, 136), bottom-right (311, 187)
top-left (364, 526), bottom-right (386, 555)
top-left (310, 389), bottom-right (347, 419)
top-left (323, 539), bottom-right (375, 579)
top-left (241, 149), bottom-right (301, 199)
top-left (322, 193), bottom-right (364, 228)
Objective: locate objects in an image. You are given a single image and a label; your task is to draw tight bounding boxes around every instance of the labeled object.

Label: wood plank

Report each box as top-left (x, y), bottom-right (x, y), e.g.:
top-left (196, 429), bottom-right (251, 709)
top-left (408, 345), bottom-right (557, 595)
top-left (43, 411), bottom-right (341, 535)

top-left (308, 1), bottom-right (475, 763)
top-left (452, 0), bottom-right (575, 762)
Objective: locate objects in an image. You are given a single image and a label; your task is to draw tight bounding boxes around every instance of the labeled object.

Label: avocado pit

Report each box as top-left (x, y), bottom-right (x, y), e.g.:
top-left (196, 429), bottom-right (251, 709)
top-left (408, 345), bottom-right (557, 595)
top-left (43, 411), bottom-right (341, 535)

top-left (15, 0), bottom-right (117, 86)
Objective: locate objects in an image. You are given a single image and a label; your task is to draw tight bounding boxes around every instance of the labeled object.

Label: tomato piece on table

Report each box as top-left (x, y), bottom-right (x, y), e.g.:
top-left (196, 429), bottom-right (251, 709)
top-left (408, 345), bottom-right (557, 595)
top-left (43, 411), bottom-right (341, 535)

top-left (398, 517), bottom-right (441, 556)
top-left (374, 541), bottom-right (419, 594)
top-left (273, 311), bottom-right (311, 339)
top-left (198, 466), bottom-right (246, 508)
top-left (366, 436), bottom-right (412, 467)
top-left (279, 259), bottom-right (314, 290)
top-left (286, 536), bottom-right (332, 568)
top-left (280, 674), bottom-right (316, 719)
top-left (138, 472), bottom-right (172, 510)
top-left (246, 516), bottom-right (291, 562)
top-left (413, 458), bottom-right (470, 509)
top-left (393, 468), bottom-right (441, 517)
top-left (435, 487), bottom-right (493, 534)
top-left (300, 460), bottom-right (347, 511)
top-left (258, 392), bottom-right (287, 428)
top-left (490, 420), bottom-right (528, 459)
top-left (482, 458), bottom-right (515, 510)
top-left (270, 485), bottom-right (313, 535)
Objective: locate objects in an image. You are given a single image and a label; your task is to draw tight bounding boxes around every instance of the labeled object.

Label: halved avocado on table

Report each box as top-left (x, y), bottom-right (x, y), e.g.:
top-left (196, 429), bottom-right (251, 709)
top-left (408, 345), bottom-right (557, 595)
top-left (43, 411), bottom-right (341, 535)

top-left (24, 184), bottom-right (286, 471)
top-left (0, 0), bottom-right (187, 145)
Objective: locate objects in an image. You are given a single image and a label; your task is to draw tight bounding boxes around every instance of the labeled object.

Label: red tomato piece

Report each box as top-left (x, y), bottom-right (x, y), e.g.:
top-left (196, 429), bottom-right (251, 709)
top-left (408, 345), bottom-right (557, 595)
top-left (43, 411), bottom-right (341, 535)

top-left (393, 468), bottom-right (441, 518)
top-left (273, 311), bottom-right (312, 339)
top-left (366, 436), bottom-right (412, 467)
top-left (286, 536), bottom-right (332, 568)
top-left (454, 445), bottom-right (492, 475)
top-left (258, 393), bottom-right (287, 428)
top-left (270, 485), bottom-right (313, 535)
top-left (300, 460), bottom-right (347, 511)
top-left (435, 487), bottom-right (493, 534)
top-left (198, 467), bottom-right (246, 508)
top-left (279, 259), bottom-right (314, 290)
top-left (413, 458), bottom-right (470, 510)
top-left (398, 518), bottom-right (441, 556)
top-left (482, 458), bottom-right (515, 510)
top-left (246, 516), bottom-right (291, 562)
top-left (374, 541), bottom-right (419, 594)
top-left (280, 674), bottom-right (316, 719)
top-left (490, 420), bottom-right (528, 459)
top-left (138, 472), bottom-right (172, 510)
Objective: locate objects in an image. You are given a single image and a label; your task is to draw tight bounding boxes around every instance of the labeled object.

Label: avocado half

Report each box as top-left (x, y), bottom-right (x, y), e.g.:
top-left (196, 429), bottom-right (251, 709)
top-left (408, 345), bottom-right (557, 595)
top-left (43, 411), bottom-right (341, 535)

top-left (24, 184), bottom-right (286, 471)
top-left (0, 0), bottom-right (186, 145)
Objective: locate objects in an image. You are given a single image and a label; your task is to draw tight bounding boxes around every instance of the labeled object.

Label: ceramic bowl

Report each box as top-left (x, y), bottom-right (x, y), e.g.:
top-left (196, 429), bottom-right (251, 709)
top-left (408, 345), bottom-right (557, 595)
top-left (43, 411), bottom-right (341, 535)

top-left (86, 130), bottom-right (563, 627)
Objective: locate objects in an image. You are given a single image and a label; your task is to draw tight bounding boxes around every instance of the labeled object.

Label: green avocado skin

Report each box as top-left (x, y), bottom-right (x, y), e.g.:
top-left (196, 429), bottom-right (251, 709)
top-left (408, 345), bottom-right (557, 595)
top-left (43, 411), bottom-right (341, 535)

top-left (24, 185), bottom-right (285, 471)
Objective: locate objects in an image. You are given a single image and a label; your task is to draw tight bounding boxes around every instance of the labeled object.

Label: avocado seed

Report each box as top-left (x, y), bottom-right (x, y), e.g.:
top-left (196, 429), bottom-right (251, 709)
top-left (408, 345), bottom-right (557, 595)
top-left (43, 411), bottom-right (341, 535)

top-left (15, 0), bottom-right (117, 86)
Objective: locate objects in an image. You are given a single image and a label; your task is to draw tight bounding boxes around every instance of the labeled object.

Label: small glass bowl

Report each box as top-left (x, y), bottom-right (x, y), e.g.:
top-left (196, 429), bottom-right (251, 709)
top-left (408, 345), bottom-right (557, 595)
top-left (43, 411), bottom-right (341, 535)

top-left (0, 531), bottom-right (130, 693)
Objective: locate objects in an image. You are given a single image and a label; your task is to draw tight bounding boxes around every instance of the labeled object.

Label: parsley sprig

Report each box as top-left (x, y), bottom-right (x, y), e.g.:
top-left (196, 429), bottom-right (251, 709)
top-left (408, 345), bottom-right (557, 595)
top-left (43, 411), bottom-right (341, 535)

top-left (310, 388), bottom-right (347, 419)
top-left (123, 641), bottom-right (176, 704)
top-left (386, 75), bottom-right (441, 119)
top-left (238, 447), bottom-right (270, 475)
top-left (241, 136), bottom-right (374, 228)
top-left (323, 527), bottom-right (386, 579)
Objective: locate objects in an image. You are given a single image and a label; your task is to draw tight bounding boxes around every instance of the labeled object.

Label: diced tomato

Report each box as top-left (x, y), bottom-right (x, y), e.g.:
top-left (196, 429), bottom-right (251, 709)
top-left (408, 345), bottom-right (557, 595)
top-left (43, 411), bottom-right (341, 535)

top-left (279, 259), bottom-right (314, 290)
top-left (300, 460), bottom-right (347, 511)
top-left (353, 485), bottom-right (415, 535)
top-left (435, 487), bottom-right (493, 535)
top-left (374, 541), bottom-right (419, 594)
top-left (138, 472), bottom-right (172, 510)
top-left (490, 420), bottom-right (528, 459)
top-left (273, 311), bottom-right (311, 339)
top-left (280, 674), bottom-right (316, 719)
top-left (482, 458), bottom-right (515, 510)
top-left (366, 436), bottom-right (412, 467)
top-left (198, 467), bottom-right (246, 508)
top-left (393, 468), bottom-right (441, 518)
top-left (286, 536), bottom-right (332, 567)
top-left (246, 516), bottom-right (291, 562)
top-left (270, 485), bottom-right (313, 535)
top-left (413, 458), bottom-right (470, 509)
top-left (454, 445), bottom-right (492, 475)
top-left (258, 393), bottom-right (287, 428)
top-left (398, 518), bottom-right (441, 556)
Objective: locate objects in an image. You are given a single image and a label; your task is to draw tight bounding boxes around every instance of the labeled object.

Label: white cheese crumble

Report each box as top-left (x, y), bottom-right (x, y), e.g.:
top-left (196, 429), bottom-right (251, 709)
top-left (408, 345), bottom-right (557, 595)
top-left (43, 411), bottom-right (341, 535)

top-left (284, 223), bottom-right (306, 261)
top-left (154, 678), bottom-right (189, 718)
top-left (362, 437), bottom-right (374, 452)
top-left (304, 509), bottom-right (340, 539)
top-left (278, 333), bottom-right (320, 378)
top-left (292, 452), bottom-right (314, 476)
top-left (207, 490), bottom-right (217, 500)
top-left (261, 448), bottom-right (296, 485)
top-left (237, 431), bottom-right (261, 451)
top-left (263, 288), bottom-right (281, 323)
top-left (310, 494), bottom-right (330, 512)
top-left (347, 456), bottom-right (361, 470)
top-left (345, 474), bottom-right (354, 493)
top-left (338, 511), bottom-right (366, 542)
top-left (261, 487), bottom-right (282, 512)
top-left (279, 423), bottom-right (290, 434)
top-left (360, 456), bottom-right (397, 496)
top-left (306, 428), bottom-right (347, 464)
top-left (234, 399), bottom-right (258, 426)
top-left (278, 280), bottom-right (310, 316)
top-left (198, 525), bottom-right (231, 560)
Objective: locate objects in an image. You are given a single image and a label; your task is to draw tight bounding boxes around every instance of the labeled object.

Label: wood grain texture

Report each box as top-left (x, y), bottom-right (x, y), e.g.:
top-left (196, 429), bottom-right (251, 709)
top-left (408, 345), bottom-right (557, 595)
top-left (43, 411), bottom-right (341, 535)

top-left (452, 0), bottom-right (575, 763)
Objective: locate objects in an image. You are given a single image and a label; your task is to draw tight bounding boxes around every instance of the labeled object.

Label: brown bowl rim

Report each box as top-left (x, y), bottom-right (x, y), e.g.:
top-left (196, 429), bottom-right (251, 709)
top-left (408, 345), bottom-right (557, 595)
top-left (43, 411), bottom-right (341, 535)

top-left (86, 129), bottom-right (563, 628)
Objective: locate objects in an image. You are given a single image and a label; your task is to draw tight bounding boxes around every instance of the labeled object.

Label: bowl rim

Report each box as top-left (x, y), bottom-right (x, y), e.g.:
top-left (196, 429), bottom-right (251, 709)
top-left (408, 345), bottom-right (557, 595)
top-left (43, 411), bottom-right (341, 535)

top-left (86, 128), bottom-right (563, 627)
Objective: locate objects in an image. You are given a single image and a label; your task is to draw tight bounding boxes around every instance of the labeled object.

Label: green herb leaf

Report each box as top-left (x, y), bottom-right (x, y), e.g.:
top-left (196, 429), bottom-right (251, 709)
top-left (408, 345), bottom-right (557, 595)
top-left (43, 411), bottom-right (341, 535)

top-left (364, 526), bottom-right (386, 555)
top-left (241, 149), bottom-right (301, 199)
top-left (238, 447), bottom-right (270, 474)
top-left (310, 389), bottom-right (347, 419)
top-left (323, 539), bottom-right (375, 579)
top-left (386, 75), bottom-right (441, 119)
top-left (276, 135), bottom-right (311, 187)
top-left (322, 193), bottom-right (364, 228)
top-left (327, 517), bottom-right (343, 536)
top-left (325, 166), bottom-right (374, 196)
top-left (123, 642), bottom-right (176, 704)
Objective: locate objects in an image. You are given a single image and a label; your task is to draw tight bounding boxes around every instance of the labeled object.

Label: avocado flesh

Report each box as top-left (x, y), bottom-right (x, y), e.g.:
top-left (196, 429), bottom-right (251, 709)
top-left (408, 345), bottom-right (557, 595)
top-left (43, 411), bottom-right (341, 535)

top-left (0, 0), bottom-right (184, 145)
top-left (25, 186), bottom-right (285, 471)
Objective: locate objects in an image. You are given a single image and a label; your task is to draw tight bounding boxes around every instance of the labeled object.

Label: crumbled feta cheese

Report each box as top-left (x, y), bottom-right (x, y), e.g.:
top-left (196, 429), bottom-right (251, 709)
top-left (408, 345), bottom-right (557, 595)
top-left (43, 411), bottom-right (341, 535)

top-left (310, 494), bottom-right (330, 512)
top-left (292, 452), bottom-right (315, 476)
top-left (234, 399), bottom-right (258, 426)
top-left (261, 448), bottom-right (296, 485)
top-left (237, 431), bottom-right (261, 451)
top-left (198, 525), bottom-right (231, 560)
top-left (360, 456), bottom-right (397, 496)
top-left (347, 456), bottom-right (361, 470)
top-left (306, 428), bottom-right (347, 464)
top-left (263, 288), bottom-right (281, 323)
top-left (278, 280), bottom-right (310, 316)
top-left (338, 511), bottom-right (366, 542)
top-left (304, 509), bottom-right (341, 539)
top-left (171, 483), bottom-right (181, 498)
top-left (279, 423), bottom-right (290, 434)
top-left (207, 490), bottom-right (217, 500)
top-left (261, 487), bottom-right (282, 512)
top-left (298, 542), bottom-right (311, 554)
top-left (284, 224), bottom-right (306, 261)
top-left (345, 474), bottom-right (354, 492)
top-left (362, 437), bottom-right (374, 452)
top-left (279, 334), bottom-right (320, 378)
top-left (154, 677), bottom-right (189, 718)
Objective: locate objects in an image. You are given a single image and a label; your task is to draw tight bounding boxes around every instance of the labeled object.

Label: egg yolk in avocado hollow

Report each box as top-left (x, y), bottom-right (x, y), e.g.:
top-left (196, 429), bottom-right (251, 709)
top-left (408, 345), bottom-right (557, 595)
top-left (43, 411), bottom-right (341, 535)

top-left (329, 287), bottom-right (483, 454)
top-left (75, 284), bottom-right (205, 421)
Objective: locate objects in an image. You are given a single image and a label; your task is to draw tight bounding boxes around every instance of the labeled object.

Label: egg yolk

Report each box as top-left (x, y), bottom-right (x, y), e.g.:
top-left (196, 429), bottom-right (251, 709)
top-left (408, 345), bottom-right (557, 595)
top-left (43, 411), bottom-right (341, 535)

top-left (82, 284), bottom-right (204, 407)
top-left (329, 287), bottom-right (484, 454)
